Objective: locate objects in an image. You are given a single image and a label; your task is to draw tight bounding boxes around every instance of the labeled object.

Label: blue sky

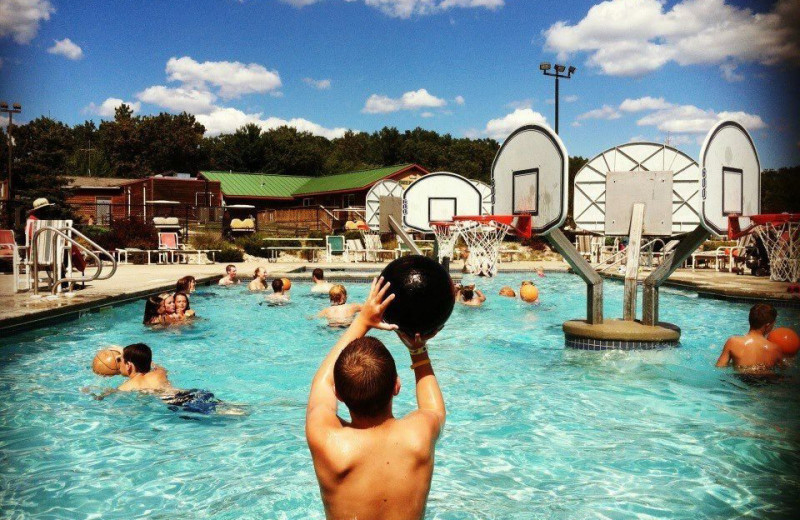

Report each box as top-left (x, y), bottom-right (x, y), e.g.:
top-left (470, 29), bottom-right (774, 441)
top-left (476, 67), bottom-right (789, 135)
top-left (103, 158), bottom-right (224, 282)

top-left (1, 0), bottom-right (798, 168)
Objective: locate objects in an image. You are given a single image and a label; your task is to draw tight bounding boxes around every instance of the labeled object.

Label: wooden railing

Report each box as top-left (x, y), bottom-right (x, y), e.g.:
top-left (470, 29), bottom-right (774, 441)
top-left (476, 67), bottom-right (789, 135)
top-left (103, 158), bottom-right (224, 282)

top-left (258, 205), bottom-right (335, 233)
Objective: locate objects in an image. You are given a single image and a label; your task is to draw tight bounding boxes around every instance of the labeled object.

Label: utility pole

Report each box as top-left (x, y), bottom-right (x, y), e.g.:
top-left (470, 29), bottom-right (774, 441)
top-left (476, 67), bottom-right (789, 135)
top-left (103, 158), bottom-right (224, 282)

top-left (80, 138), bottom-right (94, 176)
top-left (539, 63), bottom-right (576, 134)
top-left (1, 101), bottom-right (22, 225)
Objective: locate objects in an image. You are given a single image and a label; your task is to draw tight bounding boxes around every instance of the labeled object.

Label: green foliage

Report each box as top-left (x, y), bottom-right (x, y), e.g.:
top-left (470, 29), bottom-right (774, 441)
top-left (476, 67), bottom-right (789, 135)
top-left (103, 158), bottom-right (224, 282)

top-left (762, 166), bottom-right (800, 213)
top-left (81, 217), bottom-right (157, 250)
top-left (217, 247), bottom-right (244, 263)
top-left (703, 240), bottom-right (737, 251)
top-left (190, 232), bottom-right (227, 251)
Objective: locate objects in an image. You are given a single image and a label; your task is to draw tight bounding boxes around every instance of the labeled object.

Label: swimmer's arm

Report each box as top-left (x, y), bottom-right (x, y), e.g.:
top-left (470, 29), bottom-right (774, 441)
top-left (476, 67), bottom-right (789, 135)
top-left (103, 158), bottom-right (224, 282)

top-left (476, 290), bottom-right (486, 302)
top-left (400, 332), bottom-right (446, 437)
top-left (715, 339), bottom-right (734, 367)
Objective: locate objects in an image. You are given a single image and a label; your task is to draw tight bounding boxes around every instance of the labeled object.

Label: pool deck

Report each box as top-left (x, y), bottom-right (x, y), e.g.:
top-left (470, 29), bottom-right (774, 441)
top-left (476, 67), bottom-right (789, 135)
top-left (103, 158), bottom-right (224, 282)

top-left (0, 259), bottom-right (796, 334)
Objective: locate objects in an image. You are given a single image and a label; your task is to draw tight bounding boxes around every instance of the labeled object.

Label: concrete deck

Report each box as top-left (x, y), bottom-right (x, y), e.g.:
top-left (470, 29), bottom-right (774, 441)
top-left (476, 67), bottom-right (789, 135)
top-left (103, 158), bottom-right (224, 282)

top-left (0, 258), bottom-right (796, 334)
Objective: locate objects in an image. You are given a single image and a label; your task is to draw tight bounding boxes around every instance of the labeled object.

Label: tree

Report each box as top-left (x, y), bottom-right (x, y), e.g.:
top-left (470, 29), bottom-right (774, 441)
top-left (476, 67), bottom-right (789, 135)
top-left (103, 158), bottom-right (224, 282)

top-left (262, 126), bottom-right (329, 176)
top-left (99, 104), bottom-right (144, 177)
top-left (762, 166), bottom-right (800, 212)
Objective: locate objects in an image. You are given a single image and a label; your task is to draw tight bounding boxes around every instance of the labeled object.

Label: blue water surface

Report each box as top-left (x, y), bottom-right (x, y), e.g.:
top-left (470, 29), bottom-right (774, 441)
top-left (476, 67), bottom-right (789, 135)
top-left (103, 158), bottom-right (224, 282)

top-left (1, 273), bottom-right (799, 519)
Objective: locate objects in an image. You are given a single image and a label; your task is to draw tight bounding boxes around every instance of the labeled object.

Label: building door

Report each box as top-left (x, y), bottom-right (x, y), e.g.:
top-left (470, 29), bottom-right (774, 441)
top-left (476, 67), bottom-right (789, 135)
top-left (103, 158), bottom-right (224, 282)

top-left (96, 197), bottom-right (112, 225)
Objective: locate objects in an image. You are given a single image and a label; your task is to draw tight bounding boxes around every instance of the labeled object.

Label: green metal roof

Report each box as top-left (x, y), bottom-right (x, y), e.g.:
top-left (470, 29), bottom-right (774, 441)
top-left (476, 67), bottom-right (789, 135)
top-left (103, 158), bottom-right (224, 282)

top-left (200, 171), bottom-right (311, 199)
top-left (293, 164), bottom-right (413, 196)
top-left (202, 164), bottom-right (415, 199)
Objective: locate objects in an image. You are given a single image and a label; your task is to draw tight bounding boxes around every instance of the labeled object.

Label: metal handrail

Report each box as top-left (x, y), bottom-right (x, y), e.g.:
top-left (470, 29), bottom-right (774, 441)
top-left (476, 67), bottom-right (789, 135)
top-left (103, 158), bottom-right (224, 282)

top-left (30, 225), bottom-right (118, 296)
top-left (594, 238), bottom-right (664, 274)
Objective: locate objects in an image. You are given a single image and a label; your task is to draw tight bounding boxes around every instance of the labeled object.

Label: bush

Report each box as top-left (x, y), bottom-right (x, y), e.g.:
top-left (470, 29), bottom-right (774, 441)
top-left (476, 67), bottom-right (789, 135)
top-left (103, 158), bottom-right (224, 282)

top-left (82, 218), bottom-right (157, 250)
top-left (191, 232), bottom-right (227, 251)
top-left (217, 247), bottom-right (244, 263)
top-left (703, 240), bottom-right (737, 251)
top-left (520, 236), bottom-right (549, 251)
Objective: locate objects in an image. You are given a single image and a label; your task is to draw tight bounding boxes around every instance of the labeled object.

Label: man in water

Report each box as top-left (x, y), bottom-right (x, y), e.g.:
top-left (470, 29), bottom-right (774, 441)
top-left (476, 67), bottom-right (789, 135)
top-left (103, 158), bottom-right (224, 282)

top-left (266, 278), bottom-right (290, 305)
top-left (218, 264), bottom-right (239, 286)
top-left (716, 303), bottom-right (784, 371)
top-left (311, 268), bottom-right (333, 295)
top-left (317, 284), bottom-right (361, 326)
top-left (306, 277), bottom-right (446, 520)
top-left (117, 343), bottom-right (174, 392)
top-left (456, 284), bottom-right (486, 307)
top-left (248, 266), bottom-right (268, 291)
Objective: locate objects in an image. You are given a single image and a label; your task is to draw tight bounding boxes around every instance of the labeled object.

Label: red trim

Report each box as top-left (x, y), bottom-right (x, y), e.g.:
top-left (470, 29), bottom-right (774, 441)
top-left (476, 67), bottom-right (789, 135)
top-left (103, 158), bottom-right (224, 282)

top-left (728, 214), bottom-right (800, 239)
top-left (453, 214), bottom-right (532, 238)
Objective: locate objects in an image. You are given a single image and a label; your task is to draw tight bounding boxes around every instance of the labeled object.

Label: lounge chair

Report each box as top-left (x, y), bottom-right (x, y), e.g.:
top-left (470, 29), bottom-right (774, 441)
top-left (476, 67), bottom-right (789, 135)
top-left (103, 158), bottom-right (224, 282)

top-left (346, 239), bottom-right (367, 262)
top-left (18, 219), bottom-right (74, 293)
top-left (158, 232), bottom-right (185, 264)
top-left (362, 234), bottom-right (397, 262)
top-left (326, 235), bottom-right (348, 263)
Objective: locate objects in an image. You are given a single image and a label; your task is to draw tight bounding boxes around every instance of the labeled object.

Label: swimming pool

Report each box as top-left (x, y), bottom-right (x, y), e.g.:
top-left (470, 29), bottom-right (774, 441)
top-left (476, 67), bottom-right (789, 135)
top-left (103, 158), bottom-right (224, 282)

top-left (1, 273), bottom-right (798, 519)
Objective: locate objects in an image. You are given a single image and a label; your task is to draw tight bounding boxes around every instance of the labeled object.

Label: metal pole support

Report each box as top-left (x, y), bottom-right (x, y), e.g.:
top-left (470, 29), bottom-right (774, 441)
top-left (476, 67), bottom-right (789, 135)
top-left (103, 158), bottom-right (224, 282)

top-left (388, 216), bottom-right (422, 256)
top-left (642, 225), bottom-right (709, 325)
top-left (623, 203), bottom-right (645, 321)
top-left (546, 228), bottom-right (603, 324)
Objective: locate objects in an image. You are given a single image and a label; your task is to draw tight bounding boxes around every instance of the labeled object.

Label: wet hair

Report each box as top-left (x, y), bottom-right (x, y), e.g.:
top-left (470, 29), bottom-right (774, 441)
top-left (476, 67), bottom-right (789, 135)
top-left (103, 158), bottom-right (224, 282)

top-left (749, 303), bottom-right (777, 330)
top-left (175, 275), bottom-right (195, 293)
top-left (329, 284), bottom-right (347, 304)
top-left (226, 264), bottom-right (236, 274)
top-left (271, 278), bottom-right (284, 293)
top-left (462, 288), bottom-right (474, 301)
top-left (334, 337), bottom-right (397, 417)
top-left (174, 291), bottom-right (191, 311)
top-left (143, 295), bottom-right (163, 324)
top-left (312, 268), bottom-right (324, 281)
top-left (123, 343), bottom-right (152, 374)
top-left (254, 267), bottom-right (265, 278)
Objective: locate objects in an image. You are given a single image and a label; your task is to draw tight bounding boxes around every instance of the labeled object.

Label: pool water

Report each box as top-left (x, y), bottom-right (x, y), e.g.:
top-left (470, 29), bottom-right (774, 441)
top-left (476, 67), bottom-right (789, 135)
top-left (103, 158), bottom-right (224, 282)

top-left (1, 273), bottom-right (799, 519)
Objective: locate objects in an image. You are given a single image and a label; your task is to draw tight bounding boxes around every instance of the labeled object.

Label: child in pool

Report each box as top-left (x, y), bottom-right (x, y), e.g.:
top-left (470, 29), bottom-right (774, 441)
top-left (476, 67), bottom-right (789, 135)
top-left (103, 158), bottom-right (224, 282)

top-left (716, 303), bottom-right (784, 372)
top-left (317, 284), bottom-right (361, 327)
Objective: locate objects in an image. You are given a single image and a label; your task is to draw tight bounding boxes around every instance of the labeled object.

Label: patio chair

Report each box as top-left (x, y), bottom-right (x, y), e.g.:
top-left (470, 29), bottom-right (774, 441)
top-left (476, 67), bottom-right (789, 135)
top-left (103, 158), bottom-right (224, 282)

top-left (158, 232), bottom-right (185, 264)
top-left (19, 219), bottom-right (74, 293)
top-left (325, 235), bottom-right (348, 263)
top-left (575, 235), bottom-right (593, 262)
top-left (362, 234), bottom-right (397, 261)
top-left (1, 230), bottom-right (20, 282)
top-left (346, 239), bottom-right (367, 262)
top-left (691, 235), bottom-right (751, 272)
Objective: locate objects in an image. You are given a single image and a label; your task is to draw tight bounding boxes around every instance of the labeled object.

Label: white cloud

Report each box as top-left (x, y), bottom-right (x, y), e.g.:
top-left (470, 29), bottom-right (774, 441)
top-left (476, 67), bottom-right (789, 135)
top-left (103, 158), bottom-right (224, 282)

top-left (636, 104), bottom-right (766, 133)
top-left (619, 96), bottom-right (672, 112)
top-left (46, 38), bottom-right (83, 60)
top-left (543, 0), bottom-right (800, 76)
top-left (454, 95), bottom-right (465, 105)
top-left (421, 112), bottom-right (434, 118)
top-left (85, 98), bottom-right (141, 117)
top-left (303, 77), bottom-right (331, 90)
top-left (720, 62), bottom-right (744, 82)
top-left (564, 95), bottom-right (578, 103)
top-left (136, 86), bottom-right (217, 114)
top-left (280, 0), bottom-right (319, 6)
top-left (165, 56), bottom-right (282, 99)
top-left (0, 0), bottom-right (54, 44)
top-left (506, 99), bottom-right (533, 110)
top-left (577, 104), bottom-right (621, 120)
top-left (362, 88), bottom-right (447, 113)
top-left (319, 0), bottom-right (504, 18)
top-left (195, 107), bottom-right (348, 139)
top-left (483, 108), bottom-right (548, 140)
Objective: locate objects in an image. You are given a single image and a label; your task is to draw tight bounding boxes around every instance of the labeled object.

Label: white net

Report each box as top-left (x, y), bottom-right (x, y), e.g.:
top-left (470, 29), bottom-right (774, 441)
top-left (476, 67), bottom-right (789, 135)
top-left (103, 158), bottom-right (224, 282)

top-left (754, 220), bottom-right (800, 282)
top-left (431, 222), bottom-right (459, 263)
top-left (455, 219), bottom-right (510, 277)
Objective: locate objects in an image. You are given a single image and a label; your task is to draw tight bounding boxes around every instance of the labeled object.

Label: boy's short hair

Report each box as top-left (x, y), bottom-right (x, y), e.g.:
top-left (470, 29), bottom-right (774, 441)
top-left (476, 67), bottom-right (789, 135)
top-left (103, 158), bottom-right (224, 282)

top-left (123, 343), bottom-right (152, 374)
top-left (334, 337), bottom-right (397, 417)
top-left (462, 288), bottom-right (474, 301)
top-left (329, 284), bottom-right (347, 303)
top-left (312, 268), bottom-right (324, 280)
top-left (272, 278), bottom-right (284, 292)
top-left (226, 264), bottom-right (236, 274)
top-left (749, 303), bottom-right (777, 330)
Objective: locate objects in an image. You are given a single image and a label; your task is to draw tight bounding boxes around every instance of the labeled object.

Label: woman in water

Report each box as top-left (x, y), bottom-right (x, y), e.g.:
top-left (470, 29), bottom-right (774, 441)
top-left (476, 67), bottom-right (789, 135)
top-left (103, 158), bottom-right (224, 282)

top-left (173, 291), bottom-right (195, 320)
top-left (176, 276), bottom-right (196, 294)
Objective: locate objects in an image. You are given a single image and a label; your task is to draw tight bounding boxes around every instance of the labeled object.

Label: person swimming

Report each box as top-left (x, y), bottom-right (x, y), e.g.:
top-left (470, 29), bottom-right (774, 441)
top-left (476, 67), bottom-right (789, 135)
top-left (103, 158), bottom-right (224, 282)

top-left (456, 284), bottom-right (486, 307)
top-left (317, 284), bottom-right (361, 327)
top-left (716, 303), bottom-right (785, 372)
top-left (310, 268), bottom-right (333, 295)
top-left (248, 267), bottom-right (268, 291)
top-left (173, 291), bottom-right (195, 320)
top-left (265, 278), bottom-right (290, 305)
top-left (176, 275), bottom-right (196, 294)
top-left (218, 264), bottom-right (239, 286)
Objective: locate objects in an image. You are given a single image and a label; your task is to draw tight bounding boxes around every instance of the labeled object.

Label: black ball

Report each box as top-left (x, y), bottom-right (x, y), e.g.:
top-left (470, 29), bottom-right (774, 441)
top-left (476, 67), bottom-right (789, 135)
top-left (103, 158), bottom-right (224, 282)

top-left (380, 255), bottom-right (455, 336)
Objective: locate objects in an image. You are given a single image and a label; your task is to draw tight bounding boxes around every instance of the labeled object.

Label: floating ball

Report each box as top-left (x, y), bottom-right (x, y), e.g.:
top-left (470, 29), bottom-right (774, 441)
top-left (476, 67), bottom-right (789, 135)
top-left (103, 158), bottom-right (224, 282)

top-left (499, 286), bottom-right (516, 298)
top-left (92, 346), bottom-right (123, 376)
top-left (520, 281), bottom-right (539, 303)
top-left (768, 327), bottom-right (800, 356)
top-left (380, 255), bottom-right (455, 336)
top-left (281, 278), bottom-right (292, 291)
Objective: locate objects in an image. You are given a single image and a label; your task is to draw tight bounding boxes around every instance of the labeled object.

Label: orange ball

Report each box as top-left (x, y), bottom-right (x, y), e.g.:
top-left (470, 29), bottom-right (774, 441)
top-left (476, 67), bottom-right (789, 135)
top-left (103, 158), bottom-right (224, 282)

top-left (520, 282), bottom-right (539, 303)
top-left (768, 327), bottom-right (800, 356)
top-left (92, 347), bottom-right (123, 376)
top-left (281, 277), bottom-right (292, 291)
top-left (499, 286), bottom-right (516, 298)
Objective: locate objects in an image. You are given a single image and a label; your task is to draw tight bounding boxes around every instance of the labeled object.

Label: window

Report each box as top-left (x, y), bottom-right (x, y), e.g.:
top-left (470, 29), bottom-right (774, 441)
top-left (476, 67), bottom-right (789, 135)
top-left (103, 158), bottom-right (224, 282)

top-left (96, 197), bottom-right (112, 226)
top-left (342, 194), bottom-right (356, 207)
top-left (302, 198), bottom-right (313, 207)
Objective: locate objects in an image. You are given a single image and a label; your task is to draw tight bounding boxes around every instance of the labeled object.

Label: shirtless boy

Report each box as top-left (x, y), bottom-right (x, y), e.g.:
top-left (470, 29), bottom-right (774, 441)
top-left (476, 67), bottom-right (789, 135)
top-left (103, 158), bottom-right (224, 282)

top-left (117, 343), bottom-right (174, 393)
top-left (716, 303), bottom-right (784, 371)
top-left (248, 267), bottom-right (268, 291)
top-left (456, 284), bottom-right (486, 307)
top-left (317, 284), bottom-right (361, 326)
top-left (218, 264), bottom-right (239, 286)
top-left (266, 278), bottom-right (290, 305)
top-left (311, 268), bottom-right (333, 295)
top-left (306, 277), bottom-right (446, 520)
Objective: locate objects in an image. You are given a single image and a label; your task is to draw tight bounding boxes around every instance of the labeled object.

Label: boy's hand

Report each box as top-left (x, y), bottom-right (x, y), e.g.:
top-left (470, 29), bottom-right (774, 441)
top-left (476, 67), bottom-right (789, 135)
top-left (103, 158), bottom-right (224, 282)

top-left (355, 277), bottom-right (397, 331)
top-left (396, 327), bottom-right (441, 353)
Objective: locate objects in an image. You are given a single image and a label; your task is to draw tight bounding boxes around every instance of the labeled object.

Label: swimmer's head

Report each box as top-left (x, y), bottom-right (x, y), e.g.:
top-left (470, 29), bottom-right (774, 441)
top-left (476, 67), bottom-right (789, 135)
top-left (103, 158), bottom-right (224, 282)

top-left (121, 343), bottom-right (152, 376)
top-left (174, 292), bottom-right (190, 312)
top-left (334, 337), bottom-right (399, 417)
top-left (312, 268), bottom-right (324, 282)
top-left (162, 294), bottom-right (176, 314)
top-left (176, 275), bottom-right (196, 293)
top-left (226, 264), bottom-right (236, 276)
top-left (749, 303), bottom-right (777, 332)
top-left (499, 286), bottom-right (516, 297)
top-left (271, 278), bottom-right (284, 293)
top-left (462, 288), bottom-right (474, 301)
top-left (329, 284), bottom-right (347, 305)
top-left (254, 267), bottom-right (267, 280)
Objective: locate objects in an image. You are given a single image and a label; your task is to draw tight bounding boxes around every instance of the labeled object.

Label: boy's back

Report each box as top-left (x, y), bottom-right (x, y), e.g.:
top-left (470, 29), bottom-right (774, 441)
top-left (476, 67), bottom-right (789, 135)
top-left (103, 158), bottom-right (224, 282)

top-left (720, 332), bottom-right (783, 370)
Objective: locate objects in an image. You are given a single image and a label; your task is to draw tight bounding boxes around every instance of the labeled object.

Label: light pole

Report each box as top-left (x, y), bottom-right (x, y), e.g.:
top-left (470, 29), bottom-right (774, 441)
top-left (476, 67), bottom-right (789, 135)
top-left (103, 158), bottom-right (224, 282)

top-left (1, 101), bottom-right (21, 225)
top-left (539, 63), bottom-right (575, 134)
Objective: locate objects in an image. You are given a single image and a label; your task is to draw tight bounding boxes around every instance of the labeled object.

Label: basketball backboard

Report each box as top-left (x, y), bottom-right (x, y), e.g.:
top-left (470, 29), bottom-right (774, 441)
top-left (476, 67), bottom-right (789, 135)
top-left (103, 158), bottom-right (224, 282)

top-left (366, 179), bottom-right (403, 230)
top-left (573, 142), bottom-right (701, 236)
top-left (471, 180), bottom-right (493, 216)
top-left (492, 124), bottom-right (568, 235)
top-left (699, 120), bottom-right (760, 236)
top-left (402, 172), bottom-right (483, 233)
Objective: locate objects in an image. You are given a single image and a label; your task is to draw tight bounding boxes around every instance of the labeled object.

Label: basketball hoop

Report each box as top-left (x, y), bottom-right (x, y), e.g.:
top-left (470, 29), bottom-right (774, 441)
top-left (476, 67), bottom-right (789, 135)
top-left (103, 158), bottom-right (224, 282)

top-left (729, 213), bottom-right (800, 282)
top-left (453, 215), bottom-right (531, 276)
top-left (430, 221), bottom-right (460, 263)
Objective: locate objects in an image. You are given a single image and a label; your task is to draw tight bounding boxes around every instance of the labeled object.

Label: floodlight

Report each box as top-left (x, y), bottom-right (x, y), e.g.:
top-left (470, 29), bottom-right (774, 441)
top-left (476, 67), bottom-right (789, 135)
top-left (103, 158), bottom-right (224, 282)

top-left (12, 103), bottom-right (21, 110)
top-left (0, 102), bottom-right (8, 110)
top-left (539, 62), bottom-right (551, 71)
top-left (568, 66), bottom-right (576, 75)
top-left (554, 64), bottom-right (566, 73)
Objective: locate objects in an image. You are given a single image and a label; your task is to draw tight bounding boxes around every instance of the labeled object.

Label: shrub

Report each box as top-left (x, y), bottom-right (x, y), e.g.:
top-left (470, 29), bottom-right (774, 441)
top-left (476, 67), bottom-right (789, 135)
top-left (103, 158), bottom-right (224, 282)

top-left (82, 218), bottom-right (157, 250)
top-left (191, 232), bottom-right (227, 251)
top-left (217, 247), bottom-right (244, 263)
